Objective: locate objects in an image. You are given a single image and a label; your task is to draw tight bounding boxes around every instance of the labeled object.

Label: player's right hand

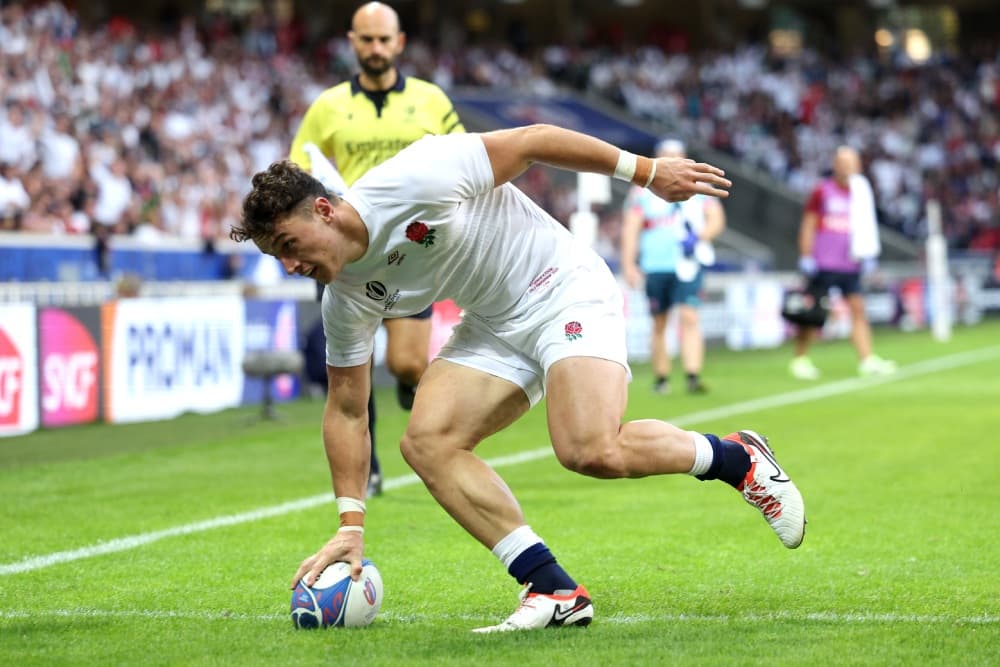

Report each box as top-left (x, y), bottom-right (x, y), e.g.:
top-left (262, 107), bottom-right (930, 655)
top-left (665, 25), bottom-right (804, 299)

top-left (291, 531), bottom-right (365, 589)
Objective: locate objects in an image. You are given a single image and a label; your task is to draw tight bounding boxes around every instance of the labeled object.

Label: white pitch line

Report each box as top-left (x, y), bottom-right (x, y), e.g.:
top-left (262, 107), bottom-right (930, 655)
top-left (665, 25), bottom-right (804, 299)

top-left (2, 344), bottom-right (998, 577)
top-left (0, 608), bottom-right (996, 625)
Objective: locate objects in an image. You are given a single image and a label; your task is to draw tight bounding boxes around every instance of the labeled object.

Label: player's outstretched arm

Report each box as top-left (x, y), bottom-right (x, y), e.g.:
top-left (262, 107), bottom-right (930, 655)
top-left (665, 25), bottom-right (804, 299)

top-left (290, 360), bottom-right (372, 589)
top-left (480, 124), bottom-right (731, 201)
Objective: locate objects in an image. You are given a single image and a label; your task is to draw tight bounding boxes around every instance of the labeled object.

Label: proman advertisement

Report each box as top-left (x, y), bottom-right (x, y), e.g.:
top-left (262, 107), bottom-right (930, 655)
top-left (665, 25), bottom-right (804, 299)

top-left (101, 298), bottom-right (245, 424)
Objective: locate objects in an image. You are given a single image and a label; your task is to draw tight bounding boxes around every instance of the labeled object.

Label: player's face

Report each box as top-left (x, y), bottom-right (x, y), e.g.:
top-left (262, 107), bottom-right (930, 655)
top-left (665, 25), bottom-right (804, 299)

top-left (259, 199), bottom-right (344, 285)
top-left (349, 14), bottom-right (404, 78)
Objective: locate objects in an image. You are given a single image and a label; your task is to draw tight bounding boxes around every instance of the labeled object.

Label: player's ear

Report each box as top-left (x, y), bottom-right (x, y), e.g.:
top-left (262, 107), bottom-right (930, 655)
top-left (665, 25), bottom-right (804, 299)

top-left (396, 31), bottom-right (406, 53)
top-left (314, 196), bottom-right (336, 220)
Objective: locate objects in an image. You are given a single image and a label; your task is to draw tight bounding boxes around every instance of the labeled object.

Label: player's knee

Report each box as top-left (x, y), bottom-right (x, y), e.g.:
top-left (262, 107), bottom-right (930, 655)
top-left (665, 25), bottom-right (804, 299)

top-left (399, 427), bottom-right (462, 476)
top-left (387, 357), bottom-right (426, 385)
top-left (399, 430), bottom-right (432, 472)
top-left (554, 436), bottom-right (626, 479)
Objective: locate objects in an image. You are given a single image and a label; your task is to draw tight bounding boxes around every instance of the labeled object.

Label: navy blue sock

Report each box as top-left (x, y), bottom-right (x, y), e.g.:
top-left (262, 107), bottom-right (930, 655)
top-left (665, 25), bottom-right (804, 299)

top-left (695, 433), bottom-right (751, 488)
top-left (508, 543), bottom-right (577, 594)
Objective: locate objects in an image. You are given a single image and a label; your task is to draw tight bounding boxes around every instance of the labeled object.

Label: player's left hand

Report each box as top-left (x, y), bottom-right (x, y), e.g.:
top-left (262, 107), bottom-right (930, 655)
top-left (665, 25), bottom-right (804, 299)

top-left (290, 530), bottom-right (365, 589)
top-left (650, 157), bottom-right (731, 202)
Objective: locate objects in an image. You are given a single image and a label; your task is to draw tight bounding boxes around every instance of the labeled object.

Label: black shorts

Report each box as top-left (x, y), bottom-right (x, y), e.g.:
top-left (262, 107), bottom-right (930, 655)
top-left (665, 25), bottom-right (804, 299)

top-left (806, 270), bottom-right (862, 297)
top-left (406, 305), bottom-right (434, 320)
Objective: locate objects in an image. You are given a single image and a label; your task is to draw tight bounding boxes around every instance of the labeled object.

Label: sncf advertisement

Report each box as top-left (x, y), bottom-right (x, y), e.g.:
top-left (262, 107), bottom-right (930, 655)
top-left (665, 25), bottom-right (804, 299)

top-left (0, 304), bottom-right (39, 437)
top-left (243, 300), bottom-right (300, 405)
top-left (101, 298), bottom-right (245, 424)
top-left (39, 308), bottom-right (100, 428)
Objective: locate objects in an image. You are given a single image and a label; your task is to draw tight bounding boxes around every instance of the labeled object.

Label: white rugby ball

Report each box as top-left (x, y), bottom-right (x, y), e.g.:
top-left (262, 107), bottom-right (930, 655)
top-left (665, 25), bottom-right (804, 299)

top-left (290, 559), bottom-right (383, 629)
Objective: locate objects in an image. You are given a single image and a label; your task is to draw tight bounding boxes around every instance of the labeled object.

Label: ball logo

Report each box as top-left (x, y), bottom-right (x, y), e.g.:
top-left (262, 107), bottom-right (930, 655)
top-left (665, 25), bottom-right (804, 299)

top-left (363, 577), bottom-right (377, 605)
top-left (365, 281), bottom-right (388, 301)
top-left (0, 328), bottom-right (23, 427)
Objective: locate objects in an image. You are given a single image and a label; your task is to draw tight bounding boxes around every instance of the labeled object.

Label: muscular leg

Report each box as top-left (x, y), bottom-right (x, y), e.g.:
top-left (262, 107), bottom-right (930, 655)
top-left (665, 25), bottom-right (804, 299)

top-left (399, 359), bottom-right (531, 549)
top-left (545, 357), bottom-right (696, 478)
top-left (543, 355), bottom-right (804, 551)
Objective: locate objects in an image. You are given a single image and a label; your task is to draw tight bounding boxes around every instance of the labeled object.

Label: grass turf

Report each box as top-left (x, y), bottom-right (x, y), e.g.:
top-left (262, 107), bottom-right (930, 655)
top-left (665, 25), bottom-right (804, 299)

top-left (1, 321), bottom-right (999, 665)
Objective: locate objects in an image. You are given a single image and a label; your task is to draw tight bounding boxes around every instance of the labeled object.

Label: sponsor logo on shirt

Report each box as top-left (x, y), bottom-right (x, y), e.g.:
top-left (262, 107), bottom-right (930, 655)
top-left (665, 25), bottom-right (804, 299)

top-left (528, 267), bottom-right (559, 294)
top-left (366, 281), bottom-right (388, 300)
top-left (365, 281), bottom-right (401, 312)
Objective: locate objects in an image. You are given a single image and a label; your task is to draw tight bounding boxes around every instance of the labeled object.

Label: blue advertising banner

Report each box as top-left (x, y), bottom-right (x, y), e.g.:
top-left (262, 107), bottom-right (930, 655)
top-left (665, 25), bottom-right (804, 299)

top-left (242, 300), bottom-right (300, 405)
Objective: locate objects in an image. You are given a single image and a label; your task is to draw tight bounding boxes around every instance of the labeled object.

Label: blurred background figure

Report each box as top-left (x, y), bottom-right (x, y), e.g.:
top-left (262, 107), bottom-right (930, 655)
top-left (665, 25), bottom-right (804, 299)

top-left (621, 138), bottom-right (726, 395)
top-left (791, 146), bottom-right (897, 380)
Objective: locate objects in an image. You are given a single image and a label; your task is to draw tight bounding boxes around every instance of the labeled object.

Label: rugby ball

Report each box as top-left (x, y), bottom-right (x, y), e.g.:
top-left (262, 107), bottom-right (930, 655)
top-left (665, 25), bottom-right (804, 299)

top-left (290, 559), bottom-right (383, 629)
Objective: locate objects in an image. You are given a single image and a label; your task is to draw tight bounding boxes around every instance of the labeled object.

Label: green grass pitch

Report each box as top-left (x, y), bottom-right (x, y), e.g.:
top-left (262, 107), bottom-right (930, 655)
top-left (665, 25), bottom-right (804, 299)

top-left (2, 322), bottom-right (999, 665)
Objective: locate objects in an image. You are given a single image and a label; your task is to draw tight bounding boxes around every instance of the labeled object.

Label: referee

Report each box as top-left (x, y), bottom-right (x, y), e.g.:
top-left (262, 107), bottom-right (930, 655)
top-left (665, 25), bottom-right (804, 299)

top-left (289, 2), bottom-right (464, 497)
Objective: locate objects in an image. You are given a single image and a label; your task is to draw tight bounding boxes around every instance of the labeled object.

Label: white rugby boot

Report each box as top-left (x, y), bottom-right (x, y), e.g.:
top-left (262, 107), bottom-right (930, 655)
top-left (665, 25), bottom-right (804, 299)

top-left (472, 583), bottom-right (593, 633)
top-left (724, 430), bottom-right (807, 549)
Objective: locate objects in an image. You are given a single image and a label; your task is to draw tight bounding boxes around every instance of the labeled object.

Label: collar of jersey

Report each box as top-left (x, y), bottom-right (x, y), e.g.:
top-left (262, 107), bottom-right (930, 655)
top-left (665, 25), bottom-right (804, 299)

top-left (350, 73), bottom-right (406, 96)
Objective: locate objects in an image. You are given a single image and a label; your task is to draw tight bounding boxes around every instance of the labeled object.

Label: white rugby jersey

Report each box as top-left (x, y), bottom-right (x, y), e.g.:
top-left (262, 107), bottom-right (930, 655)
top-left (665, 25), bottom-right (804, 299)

top-left (322, 133), bottom-right (598, 367)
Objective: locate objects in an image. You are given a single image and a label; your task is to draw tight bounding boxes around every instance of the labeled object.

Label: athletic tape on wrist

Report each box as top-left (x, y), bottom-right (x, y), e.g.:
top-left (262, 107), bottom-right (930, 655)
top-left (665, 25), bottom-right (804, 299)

top-left (613, 150), bottom-right (638, 182)
top-left (337, 525), bottom-right (364, 534)
top-left (644, 159), bottom-right (658, 188)
top-left (336, 497), bottom-right (366, 515)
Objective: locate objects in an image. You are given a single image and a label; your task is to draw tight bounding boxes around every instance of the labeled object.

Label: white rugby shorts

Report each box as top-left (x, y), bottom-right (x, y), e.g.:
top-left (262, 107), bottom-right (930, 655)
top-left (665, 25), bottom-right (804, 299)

top-left (437, 259), bottom-right (631, 406)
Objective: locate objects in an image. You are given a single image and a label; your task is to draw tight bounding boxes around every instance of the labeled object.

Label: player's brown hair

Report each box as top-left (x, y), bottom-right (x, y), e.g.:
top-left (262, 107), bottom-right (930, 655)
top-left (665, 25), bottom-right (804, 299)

top-left (231, 160), bottom-right (329, 243)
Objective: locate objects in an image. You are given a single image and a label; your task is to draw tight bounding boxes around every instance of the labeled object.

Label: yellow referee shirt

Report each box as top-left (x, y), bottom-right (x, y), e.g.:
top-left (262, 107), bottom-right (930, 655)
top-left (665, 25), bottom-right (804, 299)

top-left (289, 74), bottom-right (464, 187)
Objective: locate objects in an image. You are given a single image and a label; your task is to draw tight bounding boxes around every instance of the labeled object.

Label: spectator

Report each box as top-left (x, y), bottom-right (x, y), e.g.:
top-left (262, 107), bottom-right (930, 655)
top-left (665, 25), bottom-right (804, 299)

top-left (0, 161), bottom-right (30, 230)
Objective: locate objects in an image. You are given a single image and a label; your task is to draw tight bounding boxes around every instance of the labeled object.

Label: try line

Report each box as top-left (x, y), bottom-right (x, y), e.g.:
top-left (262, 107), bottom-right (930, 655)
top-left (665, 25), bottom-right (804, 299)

top-left (0, 607), bottom-right (996, 625)
top-left (2, 344), bottom-right (998, 577)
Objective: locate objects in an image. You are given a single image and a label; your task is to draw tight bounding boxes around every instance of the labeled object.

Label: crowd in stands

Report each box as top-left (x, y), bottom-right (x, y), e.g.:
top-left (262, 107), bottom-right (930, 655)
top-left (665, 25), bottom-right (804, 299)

top-left (1, 1), bottom-right (997, 256)
top-left (580, 44), bottom-right (1000, 251)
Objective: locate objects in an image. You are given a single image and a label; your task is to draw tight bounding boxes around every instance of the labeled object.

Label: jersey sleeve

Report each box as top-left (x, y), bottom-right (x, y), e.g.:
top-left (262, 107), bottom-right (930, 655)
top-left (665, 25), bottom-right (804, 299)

top-left (321, 287), bottom-right (381, 367)
top-left (804, 186), bottom-right (823, 215)
top-left (428, 86), bottom-right (465, 135)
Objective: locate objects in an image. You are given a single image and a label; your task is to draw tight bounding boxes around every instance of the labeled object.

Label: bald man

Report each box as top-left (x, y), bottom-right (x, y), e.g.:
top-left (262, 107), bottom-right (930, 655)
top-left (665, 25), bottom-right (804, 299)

top-left (790, 146), bottom-right (896, 379)
top-left (290, 2), bottom-right (465, 496)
